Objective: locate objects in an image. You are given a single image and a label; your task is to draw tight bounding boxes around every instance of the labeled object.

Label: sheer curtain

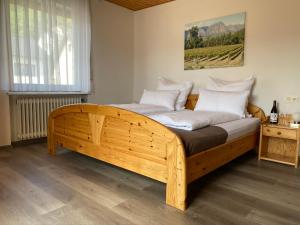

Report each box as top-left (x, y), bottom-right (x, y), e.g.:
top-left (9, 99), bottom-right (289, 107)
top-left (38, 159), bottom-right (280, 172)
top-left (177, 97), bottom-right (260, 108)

top-left (0, 0), bottom-right (11, 91)
top-left (1, 0), bottom-right (91, 93)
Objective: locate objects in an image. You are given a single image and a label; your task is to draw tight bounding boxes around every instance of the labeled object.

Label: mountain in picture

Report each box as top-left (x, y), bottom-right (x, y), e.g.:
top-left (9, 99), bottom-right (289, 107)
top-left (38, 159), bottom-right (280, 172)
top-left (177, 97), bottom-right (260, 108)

top-left (184, 12), bottom-right (246, 70)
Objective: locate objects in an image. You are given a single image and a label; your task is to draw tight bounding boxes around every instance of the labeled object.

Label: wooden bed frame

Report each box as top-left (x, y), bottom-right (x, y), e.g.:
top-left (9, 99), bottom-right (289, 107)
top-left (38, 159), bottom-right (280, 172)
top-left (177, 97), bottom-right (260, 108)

top-left (48, 94), bottom-right (266, 211)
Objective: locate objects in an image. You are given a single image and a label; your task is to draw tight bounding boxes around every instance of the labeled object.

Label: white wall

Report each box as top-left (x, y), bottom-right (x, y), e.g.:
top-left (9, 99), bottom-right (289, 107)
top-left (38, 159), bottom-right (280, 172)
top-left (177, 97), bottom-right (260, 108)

top-left (0, 93), bottom-right (11, 146)
top-left (88, 0), bottom-right (134, 104)
top-left (133, 0), bottom-right (300, 113)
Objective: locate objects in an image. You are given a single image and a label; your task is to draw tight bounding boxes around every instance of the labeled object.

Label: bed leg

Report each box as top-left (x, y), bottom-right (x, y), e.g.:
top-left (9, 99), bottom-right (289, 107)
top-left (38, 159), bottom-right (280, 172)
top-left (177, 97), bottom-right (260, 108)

top-left (48, 117), bottom-right (56, 155)
top-left (48, 140), bottom-right (56, 155)
top-left (166, 141), bottom-right (187, 211)
top-left (166, 170), bottom-right (187, 211)
top-left (47, 131), bottom-right (56, 155)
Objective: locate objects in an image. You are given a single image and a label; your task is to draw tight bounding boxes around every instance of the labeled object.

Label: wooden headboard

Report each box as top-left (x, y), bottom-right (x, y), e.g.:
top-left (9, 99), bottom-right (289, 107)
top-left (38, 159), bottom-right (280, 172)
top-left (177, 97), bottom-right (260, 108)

top-left (185, 94), bottom-right (267, 122)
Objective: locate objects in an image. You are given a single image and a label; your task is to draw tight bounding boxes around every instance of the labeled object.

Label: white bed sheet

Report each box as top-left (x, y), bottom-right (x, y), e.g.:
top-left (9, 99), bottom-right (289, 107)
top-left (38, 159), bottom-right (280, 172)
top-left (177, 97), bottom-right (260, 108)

top-left (217, 118), bottom-right (260, 142)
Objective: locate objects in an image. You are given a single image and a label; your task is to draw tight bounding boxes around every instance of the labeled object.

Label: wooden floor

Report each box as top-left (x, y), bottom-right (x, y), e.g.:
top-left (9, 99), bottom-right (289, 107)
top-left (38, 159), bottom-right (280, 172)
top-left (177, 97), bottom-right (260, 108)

top-left (0, 144), bottom-right (300, 225)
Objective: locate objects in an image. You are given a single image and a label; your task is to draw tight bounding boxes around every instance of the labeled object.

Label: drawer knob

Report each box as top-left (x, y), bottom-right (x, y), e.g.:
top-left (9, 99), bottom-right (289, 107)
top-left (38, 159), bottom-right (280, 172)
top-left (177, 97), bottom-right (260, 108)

top-left (277, 132), bottom-right (282, 135)
top-left (267, 129), bottom-right (270, 132)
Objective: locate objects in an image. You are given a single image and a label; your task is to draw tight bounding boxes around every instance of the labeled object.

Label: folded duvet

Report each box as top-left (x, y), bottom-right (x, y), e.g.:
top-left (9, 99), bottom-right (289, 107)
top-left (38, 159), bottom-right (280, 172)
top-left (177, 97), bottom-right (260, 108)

top-left (149, 110), bottom-right (241, 131)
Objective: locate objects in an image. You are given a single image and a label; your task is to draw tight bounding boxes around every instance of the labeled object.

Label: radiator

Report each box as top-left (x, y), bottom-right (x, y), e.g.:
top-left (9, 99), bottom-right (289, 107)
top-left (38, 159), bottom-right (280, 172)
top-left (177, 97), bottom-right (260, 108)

top-left (14, 96), bottom-right (82, 140)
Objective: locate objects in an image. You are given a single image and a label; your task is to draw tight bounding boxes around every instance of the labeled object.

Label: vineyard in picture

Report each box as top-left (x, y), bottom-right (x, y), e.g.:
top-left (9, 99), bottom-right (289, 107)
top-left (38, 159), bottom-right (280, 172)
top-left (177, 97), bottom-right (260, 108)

top-left (184, 13), bottom-right (246, 70)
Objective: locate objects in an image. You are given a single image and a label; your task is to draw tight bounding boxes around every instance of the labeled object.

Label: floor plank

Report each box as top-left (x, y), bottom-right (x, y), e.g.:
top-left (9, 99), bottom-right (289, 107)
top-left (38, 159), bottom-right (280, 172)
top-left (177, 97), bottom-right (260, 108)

top-left (0, 167), bottom-right (65, 215)
top-left (0, 144), bottom-right (299, 225)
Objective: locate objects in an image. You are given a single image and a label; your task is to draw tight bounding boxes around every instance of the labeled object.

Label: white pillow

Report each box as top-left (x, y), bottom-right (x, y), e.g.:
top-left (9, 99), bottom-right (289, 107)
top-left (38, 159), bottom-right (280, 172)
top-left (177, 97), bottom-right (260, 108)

top-left (157, 77), bottom-right (193, 110)
top-left (194, 89), bottom-right (249, 118)
top-left (140, 90), bottom-right (180, 111)
top-left (207, 76), bottom-right (255, 92)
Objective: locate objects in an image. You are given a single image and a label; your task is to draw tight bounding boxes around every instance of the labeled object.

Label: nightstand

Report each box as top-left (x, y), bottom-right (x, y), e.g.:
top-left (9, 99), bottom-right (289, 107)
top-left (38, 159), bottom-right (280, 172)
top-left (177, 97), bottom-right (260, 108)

top-left (259, 123), bottom-right (299, 168)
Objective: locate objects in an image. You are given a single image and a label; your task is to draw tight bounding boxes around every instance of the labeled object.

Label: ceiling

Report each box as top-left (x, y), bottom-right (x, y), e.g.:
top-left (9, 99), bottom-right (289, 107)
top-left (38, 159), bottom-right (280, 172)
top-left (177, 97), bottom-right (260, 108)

top-left (105, 0), bottom-right (175, 11)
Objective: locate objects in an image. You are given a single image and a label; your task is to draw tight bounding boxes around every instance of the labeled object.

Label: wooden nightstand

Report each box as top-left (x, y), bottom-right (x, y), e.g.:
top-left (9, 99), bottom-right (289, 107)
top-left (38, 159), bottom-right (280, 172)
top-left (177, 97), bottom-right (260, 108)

top-left (259, 123), bottom-right (300, 168)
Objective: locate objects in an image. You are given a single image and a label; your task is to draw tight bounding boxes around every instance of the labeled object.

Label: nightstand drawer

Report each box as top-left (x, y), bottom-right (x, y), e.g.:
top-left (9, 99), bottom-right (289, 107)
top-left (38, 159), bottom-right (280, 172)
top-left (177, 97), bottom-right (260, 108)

top-left (262, 127), bottom-right (297, 140)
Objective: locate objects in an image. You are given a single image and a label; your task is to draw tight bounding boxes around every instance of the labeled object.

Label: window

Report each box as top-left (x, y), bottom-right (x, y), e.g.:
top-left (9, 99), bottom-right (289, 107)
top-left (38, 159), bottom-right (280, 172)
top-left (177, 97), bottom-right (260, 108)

top-left (4, 0), bottom-right (91, 93)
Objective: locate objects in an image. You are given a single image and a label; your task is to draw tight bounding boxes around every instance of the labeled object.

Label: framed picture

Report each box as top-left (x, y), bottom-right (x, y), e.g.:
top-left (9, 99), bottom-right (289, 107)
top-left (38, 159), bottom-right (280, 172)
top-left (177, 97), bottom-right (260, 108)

top-left (184, 12), bottom-right (246, 70)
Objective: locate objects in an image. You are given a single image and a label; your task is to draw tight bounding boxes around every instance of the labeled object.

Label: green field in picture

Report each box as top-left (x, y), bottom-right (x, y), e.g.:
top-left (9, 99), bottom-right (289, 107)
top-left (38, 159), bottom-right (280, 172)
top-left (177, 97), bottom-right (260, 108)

top-left (184, 44), bottom-right (244, 70)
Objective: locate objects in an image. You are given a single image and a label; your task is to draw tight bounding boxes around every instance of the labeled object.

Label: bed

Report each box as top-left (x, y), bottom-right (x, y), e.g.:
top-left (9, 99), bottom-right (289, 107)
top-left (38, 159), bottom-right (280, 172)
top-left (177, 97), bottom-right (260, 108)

top-left (48, 94), bottom-right (266, 211)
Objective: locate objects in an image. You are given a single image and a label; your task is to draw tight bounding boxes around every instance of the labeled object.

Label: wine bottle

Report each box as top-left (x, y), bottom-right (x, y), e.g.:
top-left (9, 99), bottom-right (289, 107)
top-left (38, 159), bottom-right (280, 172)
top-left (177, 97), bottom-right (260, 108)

top-left (270, 100), bottom-right (278, 124)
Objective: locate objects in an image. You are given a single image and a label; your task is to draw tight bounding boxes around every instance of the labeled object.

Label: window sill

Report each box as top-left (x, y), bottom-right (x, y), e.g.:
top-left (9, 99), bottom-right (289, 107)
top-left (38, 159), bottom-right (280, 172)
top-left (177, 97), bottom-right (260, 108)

top-left (7, 92), bottom-right (89, 96)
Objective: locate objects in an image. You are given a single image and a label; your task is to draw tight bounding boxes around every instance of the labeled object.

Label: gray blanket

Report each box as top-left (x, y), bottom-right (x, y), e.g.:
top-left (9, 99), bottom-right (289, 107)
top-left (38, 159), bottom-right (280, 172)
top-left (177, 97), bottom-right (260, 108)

top-left (171, 126), bottom-right (228, 156)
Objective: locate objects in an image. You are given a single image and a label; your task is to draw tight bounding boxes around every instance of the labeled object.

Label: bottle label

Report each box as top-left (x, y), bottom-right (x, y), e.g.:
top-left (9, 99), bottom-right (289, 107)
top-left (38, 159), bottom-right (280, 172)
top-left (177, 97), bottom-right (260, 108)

top-left (270, 113), bottom-right (278, 123)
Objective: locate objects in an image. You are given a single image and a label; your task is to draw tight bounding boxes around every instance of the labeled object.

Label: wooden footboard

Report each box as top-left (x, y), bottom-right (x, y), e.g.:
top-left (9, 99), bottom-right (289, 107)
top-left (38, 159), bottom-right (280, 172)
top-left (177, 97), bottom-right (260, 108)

top-left (48, 96), bottom-right (266, 211)
top-left (48, 104), bottom-right (187, 210)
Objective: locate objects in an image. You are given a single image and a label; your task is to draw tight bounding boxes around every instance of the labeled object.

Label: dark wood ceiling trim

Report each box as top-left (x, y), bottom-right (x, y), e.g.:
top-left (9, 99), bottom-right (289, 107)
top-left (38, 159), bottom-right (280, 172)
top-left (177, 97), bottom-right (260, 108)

top-left (105, 0), bottom-right (175, 11)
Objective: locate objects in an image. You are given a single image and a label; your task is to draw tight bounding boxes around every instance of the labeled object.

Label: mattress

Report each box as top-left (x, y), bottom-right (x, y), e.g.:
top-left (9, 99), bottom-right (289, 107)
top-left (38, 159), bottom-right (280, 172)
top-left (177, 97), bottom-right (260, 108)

top-left (218, 117), bottom-right (261, 142)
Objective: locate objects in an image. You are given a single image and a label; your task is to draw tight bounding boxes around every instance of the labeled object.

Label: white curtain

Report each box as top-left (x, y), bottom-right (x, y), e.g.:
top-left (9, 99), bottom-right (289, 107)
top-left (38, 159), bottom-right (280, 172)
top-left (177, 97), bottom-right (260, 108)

top-left (1, 0), bottom-right (91, 93)
top-left (0, 0), bottom-right (11, 91)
